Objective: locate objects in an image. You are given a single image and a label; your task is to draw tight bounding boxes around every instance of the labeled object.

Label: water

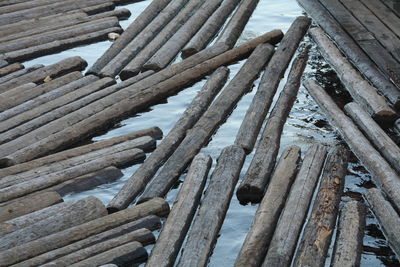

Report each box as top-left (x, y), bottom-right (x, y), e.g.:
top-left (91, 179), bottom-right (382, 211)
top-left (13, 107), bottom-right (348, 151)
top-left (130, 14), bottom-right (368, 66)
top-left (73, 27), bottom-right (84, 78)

top-left (23, 0), bottom-right (399, 266)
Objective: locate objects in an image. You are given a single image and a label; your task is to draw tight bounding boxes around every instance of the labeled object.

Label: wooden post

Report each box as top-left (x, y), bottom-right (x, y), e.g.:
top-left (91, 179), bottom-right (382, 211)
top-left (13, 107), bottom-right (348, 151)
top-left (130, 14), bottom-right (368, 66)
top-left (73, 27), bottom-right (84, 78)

top-left (234, 146), bottom-right (301, 267)
top-left (0, 62), bottom-right (23, 77)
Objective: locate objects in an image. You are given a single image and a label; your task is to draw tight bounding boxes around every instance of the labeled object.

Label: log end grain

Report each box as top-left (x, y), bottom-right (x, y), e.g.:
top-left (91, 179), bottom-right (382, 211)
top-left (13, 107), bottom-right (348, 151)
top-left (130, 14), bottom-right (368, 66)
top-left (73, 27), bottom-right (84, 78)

top-left (119, 68), bottom-right (140, 81)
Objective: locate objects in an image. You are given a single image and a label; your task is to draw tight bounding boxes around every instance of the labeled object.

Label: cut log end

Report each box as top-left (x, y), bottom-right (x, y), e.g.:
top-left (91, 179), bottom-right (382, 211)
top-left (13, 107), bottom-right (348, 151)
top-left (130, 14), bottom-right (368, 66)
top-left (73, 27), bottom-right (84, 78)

top-left (236, 184), bottom-right (264, 204)
top-left (181, 47), bottom-right (198, 59)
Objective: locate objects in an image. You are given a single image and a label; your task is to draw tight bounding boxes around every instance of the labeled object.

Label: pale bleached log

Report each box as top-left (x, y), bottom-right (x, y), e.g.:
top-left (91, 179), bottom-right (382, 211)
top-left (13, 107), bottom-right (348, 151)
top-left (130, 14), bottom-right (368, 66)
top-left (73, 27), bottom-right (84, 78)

top-left (262, 144), bottom-right (328, 267)
top-left (236, 45), bottom-right (309, 204)
top-left (0, 64), bottom-right (43, 87)
top-left (0, 62), bottom-right (23, 77)
top-left (234, 146), bottom-right (301, 267)
top-left (139, 43), bottom-right (274, 202)
top-left (108, 67), bottom-right (228, 211)
top-left (331, 200), bottom-right (365, 267)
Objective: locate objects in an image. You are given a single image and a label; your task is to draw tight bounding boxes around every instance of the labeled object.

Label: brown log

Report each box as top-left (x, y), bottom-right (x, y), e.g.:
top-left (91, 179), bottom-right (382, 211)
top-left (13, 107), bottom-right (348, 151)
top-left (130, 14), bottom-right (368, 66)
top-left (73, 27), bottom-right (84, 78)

top-left (234, 146), bottom-right (301, 267)
top-left (293, 146), bottom-right (349, 267)
top-left (176, 145), bottom-right (246, 267)
top-left (0, 83), bottom-right (37, 109)
top-left (262, 144), bottom-right (328, 267)
top-left (236, 45), bottom-right (309, 204)
top-left (0, 64), bottom-right (43, 86)
top-left (0, 62), bottom-right (23, 77)
top-left (108, 67), bottom-right (228, 211)
top-left (138, 43), bottom-right (274, 202)
top-left (0, 0), bottom-right (71, 15)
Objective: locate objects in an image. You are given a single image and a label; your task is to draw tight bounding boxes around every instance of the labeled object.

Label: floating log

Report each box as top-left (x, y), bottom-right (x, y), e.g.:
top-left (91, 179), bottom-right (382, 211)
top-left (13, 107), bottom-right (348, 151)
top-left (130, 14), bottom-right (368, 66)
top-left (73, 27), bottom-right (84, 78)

top-left (365, 188), bottom-right (400, 257)
top-left (80, 2), bottom-right (115, 15)
top-left (331, 200), bottom-right (365, 267)
top-left (139, 43), bottom-right (274, 202)
top-left (235, 16), bottom-right (311, 153)
top-left (0, 191), bottom-right (62, 222)
top-left (236, 46), bottom-right (309, 204)
top-left (108, 67), bottom-right (228, 211)
top-left (0, 0), bottom-right (73, 15)
top-left (396, 118), bottom-right (400, 133)
top-left (0, 198), bottom-right (169, 266)
top-left (0, 83), bottom-right (37, 110)
top-left (262, 144), bottom-right (328, 267)
top-left (146, 153), bottom-right (211, 267)
top-left (176, 145), bottom-right (245, 267)
top-left (293, 146), bottom-right (349, 267)
top-left (0, 64), bottom-right (43, 86)
top-left (234, 146), bottom-right (301, 267)
top-left (304, 79), bottom-right (400, 212)
top-left (0, 62), bottom-right (23, 77)
top-left (181, 0), bottom-right (241, 57)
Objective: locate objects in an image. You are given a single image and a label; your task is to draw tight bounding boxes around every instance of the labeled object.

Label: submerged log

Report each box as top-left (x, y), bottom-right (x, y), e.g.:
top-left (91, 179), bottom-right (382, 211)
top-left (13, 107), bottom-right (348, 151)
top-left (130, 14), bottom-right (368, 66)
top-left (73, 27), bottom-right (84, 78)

top-left (234, 146), bottom-right (301, 267)
top-left (0, 62), bottom-right (23, 77)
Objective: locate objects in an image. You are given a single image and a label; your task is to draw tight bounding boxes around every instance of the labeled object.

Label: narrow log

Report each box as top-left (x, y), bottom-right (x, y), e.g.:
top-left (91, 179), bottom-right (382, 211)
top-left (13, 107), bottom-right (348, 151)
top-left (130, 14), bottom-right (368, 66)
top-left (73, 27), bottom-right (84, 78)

top-left (139, 43), bottom-right (274, 202)
top-left (108, 67), bottom-right (228, 211)
top-left (176, 145), bottom-right (246, 267)
top-left (0, 62), bottom-right (23, 77)
top-left (304, 79), bottom-right (400, 212)
top-left (262, 144), bottom-right (328, 267)
top-left (181, 0), bottom-right (241, 57)
top-left (80, 2), bottom-right (115, 15)
top-left (234, 146), bottom-right (301, 267)
top-left (236, 46), bottom-right (309, 204)
top-left (0, 191), bottom-right (62, 222)
top-left (293, 146), bottom-right (349, 267)
top-left (365, 188), bottom-right (400, 257)
top-left (0, 196), bottom-right (107, 251)
top-left (0, 64), bottom-right (43, 86)
top-left (309, 27), bottom-right (397, 123)
top-left (0, 198), bottom-right (169, 266)
top-left (235, 16), bottom-right (311, 154)
top-left (0, 83), bottom-right (37, 109)
top-left (331, 200), bottom-right (366, 267)
top-left (90, 8), bottom-right (131, 20)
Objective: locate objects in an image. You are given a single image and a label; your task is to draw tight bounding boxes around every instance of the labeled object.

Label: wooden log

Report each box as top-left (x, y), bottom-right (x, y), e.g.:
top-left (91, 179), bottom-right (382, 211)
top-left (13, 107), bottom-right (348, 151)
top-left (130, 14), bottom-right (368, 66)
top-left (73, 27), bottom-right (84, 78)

top-left (138, 43), bottom-right (274, 202)
top-left (309, 27), bottom-right (397, 123)
top-left (292, 146), bottom-right (349, 267)
top-left (365, 188), bottom-right (400, 257)
top-left (80, 2), bottom-right (115, 15)
top-left (176, 145), bottom-right (246, 267)
top-left (262, 144), bottom-right (328, 267)
top-left (90, 8), bottom-right (131, 20)
top-left (0, 62), bottom-right (23, 77)
top-left (87, 0), bottom-right (172, 75)
top-left (181, 0), bottom-right (241, 57)
top-left (0, 196), bottom-right (107, 251)
top-left (0, 0), bottom-right (71, 15)
top-left (0, 198), bottom-right (169, 266)
top-left (345, 102), bottom-right (400, 174)
top-left (0, 58), bottom-right (8, 68)
top-left (235, 16), bottom-right (311, 154)
top-left (0, 191), bottom-right (62, 222)
top-left (304, 79), bottom-right (400, 211)
top-left (0, 64), bottom-right (43, 86)
top-left (146, 153), bottom-right (211, 267)
top-left (108, 67), bottom-right (228, 211)
top-left (236, 46), bottom-right (309, 204)
top-left (234, 146), bottom-right (301, 267)
top-left (330, 200), bottom-right (365, 267)
top-left (0, 83), bottom-right (37, 109)
top-left (16, 215), bottom-right (161, 267)
top-left (396, 118), bottom-right (400, 133)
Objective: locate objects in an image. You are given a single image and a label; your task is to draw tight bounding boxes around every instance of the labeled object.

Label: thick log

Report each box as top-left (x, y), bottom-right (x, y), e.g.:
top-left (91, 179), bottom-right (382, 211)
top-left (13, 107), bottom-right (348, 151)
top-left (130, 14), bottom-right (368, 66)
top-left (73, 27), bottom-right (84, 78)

top-left (146, 153), bottom-right (211, 267)
top-left (0, 62), bottom-right (23, 77)
top-left (234, 146), bottom-right (301, 267)
top-left (0, 83), bottom-right (37, 108)
top-left (292, 146), bottom-right (349, 267)
top-left (0, 64), bottom-right (43, 86)
top-left (0, 198), bottom-right (169, 266)
top-left (138, 43), bottom-right (274, 202)
top-left (181, 0), bottom-right (241, 57)
top-left (176, 145), bottom-right (246, 267)
top-left (0, 191), bottom-right (62, 222)
top-left (0, 0), bottom-right (71, 15)
top-left (0, 196), bottom-right (107, 251)
top-left (262, 144), bottom-right (328, 267)
top-left (108, 67), bottom-right (228, 211)
top-left (331, 200), bottom-right (365, 267)
top-left (235, 16), bottom-right (311, 153)
top-left (304, 79), bottom-right (400, 212)
top-left (345, 102), bottom-right (400, 173)
top-left (236, 46), bottom-right (309, 204)
top-left (365, 188), bottom-right (400, 257)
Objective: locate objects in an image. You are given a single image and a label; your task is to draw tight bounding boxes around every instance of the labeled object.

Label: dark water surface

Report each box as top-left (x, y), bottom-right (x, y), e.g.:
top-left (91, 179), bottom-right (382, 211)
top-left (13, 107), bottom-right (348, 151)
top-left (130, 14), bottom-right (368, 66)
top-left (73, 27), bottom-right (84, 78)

top-left (24, 0), bottom-right (399, 266)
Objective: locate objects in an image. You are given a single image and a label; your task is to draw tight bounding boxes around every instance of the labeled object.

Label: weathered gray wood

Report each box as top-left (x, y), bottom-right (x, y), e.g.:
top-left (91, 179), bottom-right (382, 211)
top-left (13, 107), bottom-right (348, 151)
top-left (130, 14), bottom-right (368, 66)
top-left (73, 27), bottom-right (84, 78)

top-left (396, 118), bottom-right (400, 133)
top-left (383, 0), bottom-right (400, 17)
top-left (234, 146), bottom-right (301, 267)
top-left (0, 58), bottom-right (7, 68)
top-left (0, 64), bottom-right (43, 86)
top-left (0, 62), bottom-right (23, 77)
top-left (138, 43), bottom-right (274, 202)
top-left (304, 79), bottom-right (400, 212)
top-left (262, 144), bottom-right (328, 267)
top-left (236, 47), bottom-right (309, 203)
top-left (146, 153), bottom-right (211, 267)
top-left (176, 145), bottom-right (246, 267)
top-left (365, 188), bottom-right (400, 257)
top-left (181, 0), bottom-right (241, 57)
top-left (108, 67), bottom-right (228, 211)
top-left (235, 16), bottom-right (311, 154)
top-left (331, 200), bottom-right (366, 267)
top-left (80, 2), bottom-right (115, 15)
top-left (0, 0), bottom-right (71, 15)
top-left (293, 146), bottom-right (349, 267)
top-left (0, 198), bottom-right (169, 266)
top-left (0, 83), bottom-right (37, 109)
top-left (0, 191), bottom-right (62, 222)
